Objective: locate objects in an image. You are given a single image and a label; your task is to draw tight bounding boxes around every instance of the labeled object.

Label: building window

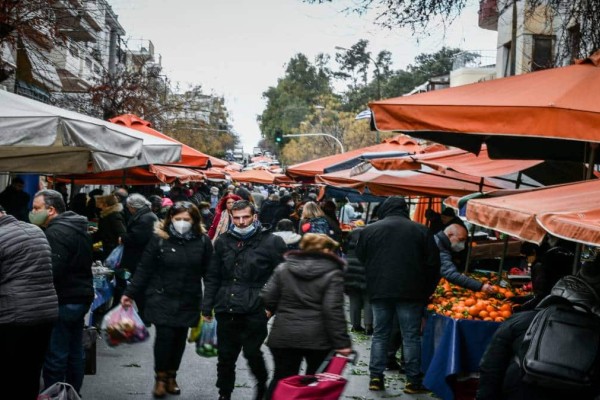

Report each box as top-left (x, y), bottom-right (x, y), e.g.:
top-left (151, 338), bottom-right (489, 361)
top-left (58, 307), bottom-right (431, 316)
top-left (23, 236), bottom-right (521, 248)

top-left (532, 35), bottom-right (554, 71)
top-left (568, 24), bottom-right (581, 62)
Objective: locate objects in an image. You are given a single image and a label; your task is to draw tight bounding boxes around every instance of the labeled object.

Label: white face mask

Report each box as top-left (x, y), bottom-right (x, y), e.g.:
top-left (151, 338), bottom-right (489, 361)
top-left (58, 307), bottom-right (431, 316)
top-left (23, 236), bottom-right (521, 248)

top-left (172, 220), bottom-right (192, 235)
top-left (233, 224), bottom-right (255, 236)
top-left (451, 240), bottom-right (466, 252)
top-left (287, 201), bottom-right (294, 207)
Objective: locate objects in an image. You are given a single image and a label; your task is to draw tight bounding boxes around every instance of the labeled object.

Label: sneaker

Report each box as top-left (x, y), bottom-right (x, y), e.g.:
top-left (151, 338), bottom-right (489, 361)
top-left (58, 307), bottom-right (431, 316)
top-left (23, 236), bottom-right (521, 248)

top-left (403, 382), bottom-right (430, 394)
top-left (369, 377), bottom-right (385, 391)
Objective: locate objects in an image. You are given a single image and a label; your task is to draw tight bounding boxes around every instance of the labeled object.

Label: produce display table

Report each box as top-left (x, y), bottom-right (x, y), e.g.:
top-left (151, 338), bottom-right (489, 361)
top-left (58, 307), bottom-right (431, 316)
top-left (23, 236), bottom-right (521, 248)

top-left (421, 313), bottom-right (501, 400)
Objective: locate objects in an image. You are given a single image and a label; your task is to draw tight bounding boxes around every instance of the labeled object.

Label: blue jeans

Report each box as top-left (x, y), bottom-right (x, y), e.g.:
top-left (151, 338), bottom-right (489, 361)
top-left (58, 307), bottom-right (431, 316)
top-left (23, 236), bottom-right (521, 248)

top-left (370, 300), bottom-right (425, 384)
top-left (43, 303), bottom-right (89, 393)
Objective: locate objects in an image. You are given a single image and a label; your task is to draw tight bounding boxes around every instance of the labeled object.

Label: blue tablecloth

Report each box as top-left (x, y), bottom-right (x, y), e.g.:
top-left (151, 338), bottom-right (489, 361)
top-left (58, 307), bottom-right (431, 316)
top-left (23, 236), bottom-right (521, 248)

top-left (421, 313), bottom-right (501, 400)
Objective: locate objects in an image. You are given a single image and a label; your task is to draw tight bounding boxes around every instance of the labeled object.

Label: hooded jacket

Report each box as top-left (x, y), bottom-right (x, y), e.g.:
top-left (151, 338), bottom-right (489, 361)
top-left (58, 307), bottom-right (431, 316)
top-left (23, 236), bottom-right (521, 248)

top-left (45, 211), bottom-right (94, 305)
top-left (0, 214), bottom-right (58, 325)
top-left (272, 230), bottom-right (302, 250)
top-left (261, 250), bottom-right (352, 350)
top-left (355, 196), bottom-right (440, 302)
top-left (124, 222), bottom-right (213, 327)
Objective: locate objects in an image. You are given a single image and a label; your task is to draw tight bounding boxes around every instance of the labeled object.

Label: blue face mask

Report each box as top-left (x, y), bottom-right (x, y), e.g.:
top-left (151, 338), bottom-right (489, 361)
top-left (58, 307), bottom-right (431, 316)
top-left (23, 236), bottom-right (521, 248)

top-left (233, 224), bottom-right (255, 236)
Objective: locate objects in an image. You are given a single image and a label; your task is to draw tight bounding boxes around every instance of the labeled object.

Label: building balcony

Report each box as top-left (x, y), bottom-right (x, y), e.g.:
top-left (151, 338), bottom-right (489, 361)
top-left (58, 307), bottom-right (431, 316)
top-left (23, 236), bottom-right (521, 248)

top-left (54, 0), bottom-right (99, 42)
top-left (478, 0), bottom-right (499, 31)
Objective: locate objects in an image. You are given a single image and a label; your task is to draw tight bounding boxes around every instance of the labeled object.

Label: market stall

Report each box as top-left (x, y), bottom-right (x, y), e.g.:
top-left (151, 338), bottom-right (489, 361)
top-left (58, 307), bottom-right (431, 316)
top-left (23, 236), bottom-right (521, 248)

top-left (422, 273), bottom-right (530, 400)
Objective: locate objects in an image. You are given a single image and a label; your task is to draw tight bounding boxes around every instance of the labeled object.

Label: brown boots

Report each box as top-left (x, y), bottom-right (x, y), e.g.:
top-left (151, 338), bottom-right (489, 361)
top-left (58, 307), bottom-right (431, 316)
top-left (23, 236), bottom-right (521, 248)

top-left (153, 372), bottom-right (168, 398)
top-left (166, 370), bottom-right (181, 395)
top-left (153, 370), bottom-right (180, 397)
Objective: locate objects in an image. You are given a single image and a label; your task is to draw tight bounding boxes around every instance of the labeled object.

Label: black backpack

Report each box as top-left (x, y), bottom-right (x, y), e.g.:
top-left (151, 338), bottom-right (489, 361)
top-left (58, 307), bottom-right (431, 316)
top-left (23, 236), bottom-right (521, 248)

top-left (518, 294), bottom-right (600, 390)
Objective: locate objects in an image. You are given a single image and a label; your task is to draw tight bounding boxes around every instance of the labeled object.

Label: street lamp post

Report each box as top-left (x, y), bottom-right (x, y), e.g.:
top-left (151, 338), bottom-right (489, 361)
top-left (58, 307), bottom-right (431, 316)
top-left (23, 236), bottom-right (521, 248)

top-left (335, 45), bottom-right (381, 143)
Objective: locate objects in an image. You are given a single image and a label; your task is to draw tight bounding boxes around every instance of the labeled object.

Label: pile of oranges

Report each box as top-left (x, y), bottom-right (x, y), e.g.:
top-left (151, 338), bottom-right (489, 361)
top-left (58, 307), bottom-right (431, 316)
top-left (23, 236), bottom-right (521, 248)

top-left (427, 274), bottom-right (530, 322)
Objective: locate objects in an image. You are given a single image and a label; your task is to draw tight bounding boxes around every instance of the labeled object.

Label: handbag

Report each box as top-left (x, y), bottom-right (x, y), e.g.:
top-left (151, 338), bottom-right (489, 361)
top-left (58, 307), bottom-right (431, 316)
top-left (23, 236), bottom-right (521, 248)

top-left (37, 382), bottom-right (82, 400)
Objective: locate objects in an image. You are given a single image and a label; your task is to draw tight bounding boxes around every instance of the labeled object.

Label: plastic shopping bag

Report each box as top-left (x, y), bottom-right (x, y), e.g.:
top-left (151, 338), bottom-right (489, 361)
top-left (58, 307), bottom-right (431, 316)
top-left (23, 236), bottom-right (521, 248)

top-left (101, 304), bottom-right (149, 346)
top-left (187, 316), bottom-right (203, 343)
top-left (196, 319), bottom-right (218, 357)
top-left (104, 244), bottom-right (124, 270)
top-left (37, 382), bottom-right (81, 400)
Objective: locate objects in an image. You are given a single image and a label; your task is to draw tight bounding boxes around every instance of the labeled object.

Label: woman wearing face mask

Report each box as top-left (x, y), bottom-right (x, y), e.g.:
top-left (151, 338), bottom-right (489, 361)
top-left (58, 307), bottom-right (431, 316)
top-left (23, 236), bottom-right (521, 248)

top-left (434, 223), bottom-right (496, 294)
top-left (121, 201), bottom-right (213, 398)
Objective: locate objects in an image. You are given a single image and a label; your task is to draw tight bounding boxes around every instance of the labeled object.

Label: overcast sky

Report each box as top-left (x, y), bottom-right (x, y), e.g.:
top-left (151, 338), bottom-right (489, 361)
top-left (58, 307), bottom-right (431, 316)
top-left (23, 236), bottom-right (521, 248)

top-left (109, 0), bottom-right (498, 152)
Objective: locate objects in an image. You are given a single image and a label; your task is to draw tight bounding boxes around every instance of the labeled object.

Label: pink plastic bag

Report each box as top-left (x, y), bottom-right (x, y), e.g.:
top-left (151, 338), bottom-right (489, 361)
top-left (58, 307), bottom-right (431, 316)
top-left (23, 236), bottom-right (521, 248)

top-left (101, 304), bottom-right (149, 346)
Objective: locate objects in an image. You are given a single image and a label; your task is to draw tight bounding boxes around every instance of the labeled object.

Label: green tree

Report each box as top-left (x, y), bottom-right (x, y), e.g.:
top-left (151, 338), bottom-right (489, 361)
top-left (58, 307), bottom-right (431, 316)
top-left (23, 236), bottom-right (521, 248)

top-left (258, 53), bottom-right (333, 144)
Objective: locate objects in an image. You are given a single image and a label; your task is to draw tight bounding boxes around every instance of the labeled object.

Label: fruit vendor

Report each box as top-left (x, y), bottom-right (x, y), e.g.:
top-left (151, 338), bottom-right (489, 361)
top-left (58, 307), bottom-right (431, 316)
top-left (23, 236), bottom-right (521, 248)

top-left (435, 224), bottom-right (496, 294)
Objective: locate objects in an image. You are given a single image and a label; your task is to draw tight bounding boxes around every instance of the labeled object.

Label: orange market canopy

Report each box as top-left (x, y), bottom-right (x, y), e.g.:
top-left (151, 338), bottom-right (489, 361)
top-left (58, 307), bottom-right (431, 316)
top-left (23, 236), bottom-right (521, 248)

top-left (286, 135), bottom-right (430, 182)
top-left (369, 146), bottom-right (543, 178)
top-left (110, 114), bottom-right (211, 168)
top-left (229, 169), bottom-right (295, 185)
top-left (464, 180), bottom-right (600, 246)
top-left (370, 51), bottom-right (600, 163)
top-left (315, 167), bottom-right (512, 197)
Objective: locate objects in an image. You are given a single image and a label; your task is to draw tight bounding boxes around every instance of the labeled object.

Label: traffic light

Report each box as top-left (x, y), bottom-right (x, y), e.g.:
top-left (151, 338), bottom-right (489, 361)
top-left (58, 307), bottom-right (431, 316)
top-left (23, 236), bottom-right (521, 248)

top-left (275, 130), bottom-right (283, 144)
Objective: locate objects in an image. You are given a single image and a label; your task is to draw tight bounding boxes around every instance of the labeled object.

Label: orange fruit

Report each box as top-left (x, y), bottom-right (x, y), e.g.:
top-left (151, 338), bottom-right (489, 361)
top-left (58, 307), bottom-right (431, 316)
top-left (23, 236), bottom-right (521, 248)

top-left (464, 298), bottom-right (476, 306)
top-left (500, 310), bottom-right (512, 318)
top-left (489, 311), bottom-right (499, 319)
top-left (479, 310), bottom-right (489, 319)
top-left (486, 305), bottom-right (496, 312)
top-left (500, 303), bottom-right (512, 311)
top-left (494, 317), bottom-right (505, 322)
top-left (483, 317), bottom-right (493, 321)
top-left (468, 306), bottom-right (480, 317)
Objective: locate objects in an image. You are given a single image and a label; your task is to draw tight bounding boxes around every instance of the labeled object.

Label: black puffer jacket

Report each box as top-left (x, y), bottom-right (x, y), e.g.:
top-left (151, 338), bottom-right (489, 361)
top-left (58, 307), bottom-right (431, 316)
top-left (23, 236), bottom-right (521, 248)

top-left (261, 251), bottom-right (352, 350)
top-left (125, 224), bottom-right (213, 327)
top-left (356, 196), bottom-right (440, 302)
top-left (120, 206), bottom-right (158, 274)
top-left (202, 227), bottom-right (286, 316)
top-left (0, 215), bottom-right (58, 325)
top-left (45, 211), bottom-right (94, 305)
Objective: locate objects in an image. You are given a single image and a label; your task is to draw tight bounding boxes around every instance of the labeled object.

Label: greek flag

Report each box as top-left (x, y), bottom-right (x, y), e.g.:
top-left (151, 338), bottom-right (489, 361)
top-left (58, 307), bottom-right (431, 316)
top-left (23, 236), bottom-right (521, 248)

top-left (355, 109), bottom-right (372, 120)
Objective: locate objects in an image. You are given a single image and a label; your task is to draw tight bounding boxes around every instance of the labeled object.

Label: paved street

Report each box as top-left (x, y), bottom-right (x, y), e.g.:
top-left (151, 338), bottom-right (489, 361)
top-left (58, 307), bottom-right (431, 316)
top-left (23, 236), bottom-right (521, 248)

top-left (81, 307), bottom-right (439, 400)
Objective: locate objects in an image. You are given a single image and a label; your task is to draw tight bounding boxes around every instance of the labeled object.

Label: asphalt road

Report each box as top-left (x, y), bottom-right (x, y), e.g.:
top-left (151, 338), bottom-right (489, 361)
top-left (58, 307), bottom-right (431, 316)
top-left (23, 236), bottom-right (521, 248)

top-left (80, 309), bottom-right (438, 400)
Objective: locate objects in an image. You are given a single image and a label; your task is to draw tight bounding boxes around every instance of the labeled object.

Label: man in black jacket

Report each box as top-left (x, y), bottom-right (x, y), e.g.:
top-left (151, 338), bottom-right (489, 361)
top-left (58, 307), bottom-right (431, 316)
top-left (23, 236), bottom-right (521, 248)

top-left (30, 189), bottom-right (94, 395)
top-left (202, 200), bottom-right (287, 400)
top-left (356, 196), bottom-right (440, 394)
